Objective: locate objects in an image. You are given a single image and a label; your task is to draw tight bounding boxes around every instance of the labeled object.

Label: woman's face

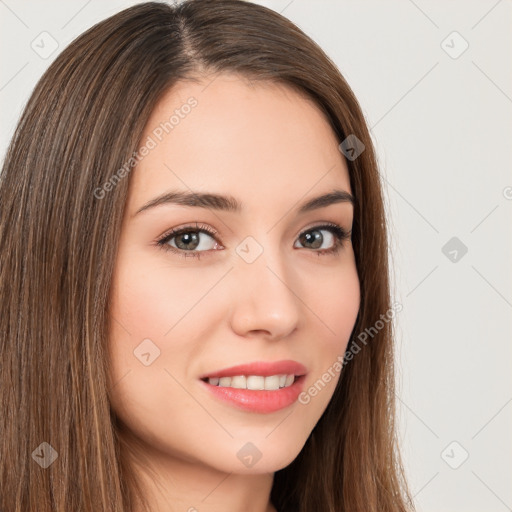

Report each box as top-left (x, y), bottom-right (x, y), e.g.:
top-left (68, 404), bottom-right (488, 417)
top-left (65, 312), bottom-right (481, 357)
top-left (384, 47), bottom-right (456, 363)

top-left (108, 73), bottom-right (360, 474)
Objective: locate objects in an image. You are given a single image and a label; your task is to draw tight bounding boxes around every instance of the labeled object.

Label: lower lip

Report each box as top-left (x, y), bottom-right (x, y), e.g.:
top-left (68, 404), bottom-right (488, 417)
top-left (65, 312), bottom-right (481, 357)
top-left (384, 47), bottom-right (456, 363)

top-left (199, 375), bottom-right (306, 413)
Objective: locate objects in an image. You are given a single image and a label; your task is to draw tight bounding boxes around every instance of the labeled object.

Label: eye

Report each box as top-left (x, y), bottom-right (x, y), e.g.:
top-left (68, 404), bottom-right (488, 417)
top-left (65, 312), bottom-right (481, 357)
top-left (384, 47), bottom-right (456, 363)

top-left (294, 223), bottom-right (351, 256)
top-left (155, 222), bottom-right (221, 260)
top-left (155, 222), bottom-right (351, 259)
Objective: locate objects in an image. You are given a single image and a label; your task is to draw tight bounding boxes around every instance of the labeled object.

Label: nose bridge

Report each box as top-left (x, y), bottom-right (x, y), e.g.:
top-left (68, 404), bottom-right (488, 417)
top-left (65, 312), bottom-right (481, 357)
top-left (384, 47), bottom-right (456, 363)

top-left (228, 233), bottom-right (301, 338)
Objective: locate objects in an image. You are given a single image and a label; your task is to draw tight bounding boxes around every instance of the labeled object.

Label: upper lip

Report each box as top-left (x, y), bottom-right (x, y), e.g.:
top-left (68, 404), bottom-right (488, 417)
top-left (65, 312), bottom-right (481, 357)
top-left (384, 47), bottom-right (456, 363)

top-left (200, 360), bottom-right (307, 379)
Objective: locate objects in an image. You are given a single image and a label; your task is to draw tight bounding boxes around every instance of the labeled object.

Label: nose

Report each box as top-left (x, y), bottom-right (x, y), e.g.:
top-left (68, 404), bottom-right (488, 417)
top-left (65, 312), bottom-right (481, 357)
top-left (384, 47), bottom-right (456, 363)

top-left (228, 246), bottom-right (301, 341)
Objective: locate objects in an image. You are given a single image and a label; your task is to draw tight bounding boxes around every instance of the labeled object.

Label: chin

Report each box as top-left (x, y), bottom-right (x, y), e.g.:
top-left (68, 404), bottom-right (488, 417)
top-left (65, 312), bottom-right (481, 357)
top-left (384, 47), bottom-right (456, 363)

top-left (214, 441), bottom-right (304, 475)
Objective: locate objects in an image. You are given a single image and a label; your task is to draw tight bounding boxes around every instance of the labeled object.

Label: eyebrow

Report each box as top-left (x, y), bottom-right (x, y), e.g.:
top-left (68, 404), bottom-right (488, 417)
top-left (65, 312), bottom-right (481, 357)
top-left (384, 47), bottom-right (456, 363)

top-left (133, 188), bottom-right (355, 217)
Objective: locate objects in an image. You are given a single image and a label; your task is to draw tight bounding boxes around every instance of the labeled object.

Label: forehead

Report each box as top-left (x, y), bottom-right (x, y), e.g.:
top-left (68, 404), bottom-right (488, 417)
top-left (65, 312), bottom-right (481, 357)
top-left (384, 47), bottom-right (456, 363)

top-left (127, 73), bottom-right (351, 213)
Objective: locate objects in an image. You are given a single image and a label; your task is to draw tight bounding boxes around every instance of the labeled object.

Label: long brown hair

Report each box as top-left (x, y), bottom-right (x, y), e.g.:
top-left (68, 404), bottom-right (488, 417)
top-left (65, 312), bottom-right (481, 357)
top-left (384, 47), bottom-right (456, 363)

top-left (0, 1), bottom-right (415, 511)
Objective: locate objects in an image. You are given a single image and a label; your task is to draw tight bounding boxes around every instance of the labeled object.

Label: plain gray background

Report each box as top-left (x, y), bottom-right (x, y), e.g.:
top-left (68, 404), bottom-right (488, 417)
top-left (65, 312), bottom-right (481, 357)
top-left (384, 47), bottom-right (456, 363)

top-left (1, 1), bottom-right (511, 511)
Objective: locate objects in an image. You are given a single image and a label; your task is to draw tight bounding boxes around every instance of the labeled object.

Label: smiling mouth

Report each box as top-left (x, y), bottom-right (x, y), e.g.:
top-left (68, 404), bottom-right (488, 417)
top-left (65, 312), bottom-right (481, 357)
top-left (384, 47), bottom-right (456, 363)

top-left (199, 374), bottom-right (307, 413)
top-left (200, 374), bottom-right (297, 390)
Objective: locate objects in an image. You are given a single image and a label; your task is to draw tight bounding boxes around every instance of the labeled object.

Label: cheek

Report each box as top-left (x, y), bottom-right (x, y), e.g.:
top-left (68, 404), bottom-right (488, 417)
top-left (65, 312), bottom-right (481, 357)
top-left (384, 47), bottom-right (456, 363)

top-left (109, 253), bottom-right (221, 342)
top-left (304, 255), bottom-right (360, 350)
top-left (106, 254), bottom-right (225, 418)
top-left (323, 270), bottom-right (360, 341)
top-left (294, 259), bottom-right (360, 411)
top-left (106, 261), bottom-right (205, 453)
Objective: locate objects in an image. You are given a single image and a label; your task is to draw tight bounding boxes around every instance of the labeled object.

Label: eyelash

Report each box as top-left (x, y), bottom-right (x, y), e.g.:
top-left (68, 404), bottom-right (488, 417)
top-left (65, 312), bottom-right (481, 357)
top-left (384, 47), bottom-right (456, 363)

top-left (155, 221), bottom-right (351, 260)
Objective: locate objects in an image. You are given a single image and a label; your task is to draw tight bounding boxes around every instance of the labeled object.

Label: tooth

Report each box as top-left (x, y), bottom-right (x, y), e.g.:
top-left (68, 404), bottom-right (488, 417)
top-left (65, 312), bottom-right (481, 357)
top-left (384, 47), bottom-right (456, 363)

top-left (218, 377), bottom-right (232, 387)
top-left (246, 375), bottom-right (265, 390)
top-left (210, 374), bottom-right (297, 389)
top-left (264, 375), bottom-right (280, 390)
top-left (230, 375), bottom-right (247, 389)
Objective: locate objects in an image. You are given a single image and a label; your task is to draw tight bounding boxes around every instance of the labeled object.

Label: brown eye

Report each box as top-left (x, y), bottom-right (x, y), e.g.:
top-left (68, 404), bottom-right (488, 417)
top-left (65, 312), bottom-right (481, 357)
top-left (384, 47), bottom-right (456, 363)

top-left (294, 224), bottom-right (350, 255)
top-left (156, 223), bottom-right (221, 259)
top-left (172, 231), bottom-right (201, 251)
top-left (297, 229), bottom-right (332, 250)
top-left (161, 229), bottom-right (217, 251)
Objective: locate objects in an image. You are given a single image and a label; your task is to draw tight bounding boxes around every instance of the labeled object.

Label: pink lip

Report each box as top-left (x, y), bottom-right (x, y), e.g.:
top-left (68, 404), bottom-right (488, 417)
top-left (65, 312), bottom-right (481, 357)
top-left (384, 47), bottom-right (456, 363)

top-left (199, 375), bottom-right (307, 413)
top-left (198, 360), bottom-right (308, 414)
top-left (199, 360), bottom-right (307, 379)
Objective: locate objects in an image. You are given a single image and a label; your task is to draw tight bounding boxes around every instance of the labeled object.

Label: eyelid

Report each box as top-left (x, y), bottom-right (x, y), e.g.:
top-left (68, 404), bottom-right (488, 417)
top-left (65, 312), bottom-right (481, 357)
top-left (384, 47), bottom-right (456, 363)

top-left (156, 221), bottom-right (218, 244)
top-left (156, 220), bottom-right (349, 242)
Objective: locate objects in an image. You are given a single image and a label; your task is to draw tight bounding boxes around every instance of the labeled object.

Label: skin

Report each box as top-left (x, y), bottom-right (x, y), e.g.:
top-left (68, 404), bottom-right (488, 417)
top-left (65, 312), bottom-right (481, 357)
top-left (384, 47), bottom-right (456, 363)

top-left (107, 73), bottom-right (360, 512)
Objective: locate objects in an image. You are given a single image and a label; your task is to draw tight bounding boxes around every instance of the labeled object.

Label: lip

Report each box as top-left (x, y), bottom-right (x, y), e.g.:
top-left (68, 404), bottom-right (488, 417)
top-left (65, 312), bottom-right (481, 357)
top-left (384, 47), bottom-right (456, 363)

top-left (199, 374), bottom-right (307, 413)
top-left (198, 360), bottom-right (308, 414)
top-left (199, 360), bottom-right (307, 379)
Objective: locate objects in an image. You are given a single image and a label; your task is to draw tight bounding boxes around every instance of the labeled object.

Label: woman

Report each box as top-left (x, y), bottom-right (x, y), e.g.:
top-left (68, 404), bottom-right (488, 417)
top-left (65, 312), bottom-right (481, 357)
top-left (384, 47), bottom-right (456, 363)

top-left (0, 1), bottom-right (415, 511)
